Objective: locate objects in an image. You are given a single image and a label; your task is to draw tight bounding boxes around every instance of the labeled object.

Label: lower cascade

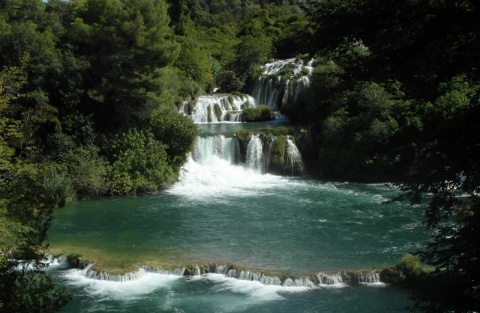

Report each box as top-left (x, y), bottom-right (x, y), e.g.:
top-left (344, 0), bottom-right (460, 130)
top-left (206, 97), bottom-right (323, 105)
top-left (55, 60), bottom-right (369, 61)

top-left (191, 134), bottom-right (304, 176)
top-left (246, 135), bottom-right (264, 172)
top-left (67, 259), bottom-right (384, 288)
top-left (193, 135), bottom-right (241, 165)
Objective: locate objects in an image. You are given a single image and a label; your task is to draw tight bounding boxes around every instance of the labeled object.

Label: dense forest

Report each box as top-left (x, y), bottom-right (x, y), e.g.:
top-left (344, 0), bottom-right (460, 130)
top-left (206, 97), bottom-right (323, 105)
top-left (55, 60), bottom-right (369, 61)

top-left (0, 0), bottom-right (478, 312)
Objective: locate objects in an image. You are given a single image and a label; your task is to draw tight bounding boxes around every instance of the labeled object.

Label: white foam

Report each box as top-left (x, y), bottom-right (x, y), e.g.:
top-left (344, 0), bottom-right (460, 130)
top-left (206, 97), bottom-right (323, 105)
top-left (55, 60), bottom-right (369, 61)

top-left (360, 281), bottom-right (387, 287)
top-left (196, 273), bottom-right (310, 301)
top-left (61, 268), bottom-right (181, 301)
top-left (166, 156), bottom-right (290, 200)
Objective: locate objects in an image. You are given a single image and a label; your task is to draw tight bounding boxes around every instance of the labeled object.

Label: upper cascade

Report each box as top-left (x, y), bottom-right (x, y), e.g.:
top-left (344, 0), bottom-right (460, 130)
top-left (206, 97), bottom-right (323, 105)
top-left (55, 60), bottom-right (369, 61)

top-left (180, 94), bottom-right (256, 123)
top-left (251, 58), bottom-right (314, 111)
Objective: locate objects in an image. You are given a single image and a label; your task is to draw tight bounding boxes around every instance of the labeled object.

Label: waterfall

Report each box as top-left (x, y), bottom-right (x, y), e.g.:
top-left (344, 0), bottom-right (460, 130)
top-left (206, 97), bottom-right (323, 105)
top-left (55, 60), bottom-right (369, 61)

top-left (251, 58), bottom-right (314, 111)
top-left (81, 264), bottom-right (147, 282)
top-left (66, 259), bottom-right (383, 288)
top-left (192, 135), bottom-right (303, 175)
top-left (286, 137), bottom-right (304, 175)
top-left (193, 136), bottom-right (241, 165)
top-left (317, 272), bottom-right (346, 287)
top-left (246, 135), bottom-right (264, 172)
top-left (190, 94), bottom-right (255, 123)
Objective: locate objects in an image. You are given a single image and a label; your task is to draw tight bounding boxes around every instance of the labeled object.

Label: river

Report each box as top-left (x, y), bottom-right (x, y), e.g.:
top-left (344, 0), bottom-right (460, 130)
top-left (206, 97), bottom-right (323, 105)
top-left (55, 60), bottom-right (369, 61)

top-left (49, 59), bottom-right (427, 312)
top-left (48, 121), bottom-right (427, 313)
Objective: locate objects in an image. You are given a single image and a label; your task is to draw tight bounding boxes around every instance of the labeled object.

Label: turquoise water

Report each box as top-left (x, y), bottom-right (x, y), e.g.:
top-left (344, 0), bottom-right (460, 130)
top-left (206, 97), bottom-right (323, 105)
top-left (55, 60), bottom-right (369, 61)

top-left (49, 123), bottom-right (428, 312)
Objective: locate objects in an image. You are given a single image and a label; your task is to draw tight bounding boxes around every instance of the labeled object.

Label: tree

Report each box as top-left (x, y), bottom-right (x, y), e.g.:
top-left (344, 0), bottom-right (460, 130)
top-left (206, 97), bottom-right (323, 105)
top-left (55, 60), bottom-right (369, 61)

top-left (0, 62), bottom-right (70, 313)
top-left (63, 0), bottom-right (180, 131)
top-left (308, 0), bottom-right (480, 310)
top-left (149, 106), bottom-right (198, 173)
top-left (399, 76), bottom-right (480, 311)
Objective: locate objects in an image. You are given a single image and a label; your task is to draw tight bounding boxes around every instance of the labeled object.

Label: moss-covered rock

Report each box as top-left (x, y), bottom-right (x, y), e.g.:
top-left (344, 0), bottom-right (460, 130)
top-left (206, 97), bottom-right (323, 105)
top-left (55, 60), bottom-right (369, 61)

top-left (66, 253), bottom-right (89, 269)
top-left (213, 103), bottom-right (222, 120)
top-left (242, 105), bottom-right (273, 122)
top-left (235, 129), bottom-right (252, 163)
top-left (266, 136), bottom-right (287, 174)
top-left (380, 254), bottom-right (433, 286)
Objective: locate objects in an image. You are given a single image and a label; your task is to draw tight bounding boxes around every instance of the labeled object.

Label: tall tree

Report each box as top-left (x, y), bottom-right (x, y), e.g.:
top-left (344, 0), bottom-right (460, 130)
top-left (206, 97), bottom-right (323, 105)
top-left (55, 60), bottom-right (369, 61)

top-left (64, 0), bottom-right (180, 131)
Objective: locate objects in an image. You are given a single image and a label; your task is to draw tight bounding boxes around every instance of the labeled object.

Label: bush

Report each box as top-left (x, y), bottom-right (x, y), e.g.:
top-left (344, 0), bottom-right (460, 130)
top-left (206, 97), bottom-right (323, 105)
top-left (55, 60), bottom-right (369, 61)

top-left (41, 165), bottom-right (76, 207)
top-left (107, 129), bottom-right (175, 195)
top-left (179, 79), bottom-right (204, 100)
top-left (149, 107), bottom-right (199, 172)
top-left (266, 126), bottom-right (291, 136)
top-left (380, 254), bottom-right (433, 285)
top-left (64, 145), bottom-right (109, 199)
top-left (235, 129), bottom-right (251, 142)
top-left (242, 105), bottom-right (273, 122)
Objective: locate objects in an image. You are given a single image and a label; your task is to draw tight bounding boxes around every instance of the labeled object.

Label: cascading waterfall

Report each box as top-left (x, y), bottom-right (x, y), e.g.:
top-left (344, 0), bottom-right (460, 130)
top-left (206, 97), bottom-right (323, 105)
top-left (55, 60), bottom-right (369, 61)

top-left (190, 134), bottom-right (304, 175)
top-left (181, 59), bottom-right (314, 123)
top-left (286, 137), bottom-right (304, 175)
top-left (251, 58), bottom-right (314, 111)
top-left (246, 135), bottom-right (264, 172)
top-left (71, 261), bottom-right (383, 288)
top-left (190, 94), bottom-right (255, 123)
top-left (193, 135), bottom-right (241, 165)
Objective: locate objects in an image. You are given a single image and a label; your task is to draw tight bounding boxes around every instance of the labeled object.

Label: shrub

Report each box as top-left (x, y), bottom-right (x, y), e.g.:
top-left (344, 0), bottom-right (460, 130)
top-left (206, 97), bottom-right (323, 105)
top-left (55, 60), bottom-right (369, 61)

top-left (242, 105), bottom-right (273, 122)
top-left (64, 145), bottom-right (109, 199)
top-left (107, 129), bottom-right (175, 195)
top-left (149, 107), bottom-right (199, 172)
top-left (380, 254), bottom-right (433, 285)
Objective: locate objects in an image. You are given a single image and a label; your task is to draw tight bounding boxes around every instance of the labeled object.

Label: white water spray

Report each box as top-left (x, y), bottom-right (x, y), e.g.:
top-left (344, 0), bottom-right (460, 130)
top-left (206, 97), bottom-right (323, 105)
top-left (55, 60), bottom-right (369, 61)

top-left (251, 58), bottom-right (314, 111)
top-left (246, 135), bottom-right (264, 172)
top-left (286, 137), bottom-right (304, 175)
top-left (190, 94), bottom-right (255, 123)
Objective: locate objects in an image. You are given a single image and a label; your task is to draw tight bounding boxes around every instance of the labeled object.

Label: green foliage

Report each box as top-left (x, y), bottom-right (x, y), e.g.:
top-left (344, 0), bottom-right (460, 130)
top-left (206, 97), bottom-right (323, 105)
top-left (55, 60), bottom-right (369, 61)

top-left (269, 136), bottom-right (287, 168)
top-left (266, 126), bottom-right (290, 136)
top-left (174, 38), bottom-right (214, 91)
top-left (0, 163), bottom-right (71, 312)
top-left (63, 145), bottom-right (109, 199)
top-left (41, 165), bottom-right (76, 207)
top-left (59, 0), bottom-right (180, 130)
top-left (179, 79), bottom-right (204, 100)
top-left (213, 103), bottom-right (222, 121)
top-left (216, 70), bottom-right (245, 92)
top-left (149, 107), bottom-right (199, 172)
top-left (108, 128), bottom-right (174, 195)
top-left (380, 254), bottom-right (433, 286)
top-left (307, 1), bottom-right (480, 311)
top-left (232, 35), bottom-right (273, 83)
top-left (235, 129), bottom-right (251, 142)
top-left (242, 105), bottom-right (273, 122)
top-left (0, 269), bottom-right (71, 313)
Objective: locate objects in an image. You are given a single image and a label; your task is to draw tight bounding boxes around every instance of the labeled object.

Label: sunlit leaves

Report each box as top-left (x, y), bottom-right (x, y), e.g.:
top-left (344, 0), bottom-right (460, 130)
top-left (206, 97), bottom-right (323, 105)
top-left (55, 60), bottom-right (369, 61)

top-left (108, 128), bottom-right (174, 195)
